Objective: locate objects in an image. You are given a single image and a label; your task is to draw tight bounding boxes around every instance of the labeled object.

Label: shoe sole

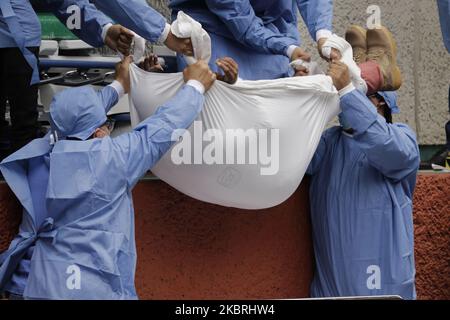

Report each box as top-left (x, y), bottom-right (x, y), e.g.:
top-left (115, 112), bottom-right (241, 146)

top-left (368, 26), bottom-right (402, 90)
top-left (345, 25), bottom-right (367, 41)
top-left (345, 25), bottom-right (367, 64)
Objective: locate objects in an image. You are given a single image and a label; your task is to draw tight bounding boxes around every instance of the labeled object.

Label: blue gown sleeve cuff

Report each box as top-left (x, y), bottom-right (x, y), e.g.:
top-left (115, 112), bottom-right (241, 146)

top-left (316, 29), bottom-right (332, 42)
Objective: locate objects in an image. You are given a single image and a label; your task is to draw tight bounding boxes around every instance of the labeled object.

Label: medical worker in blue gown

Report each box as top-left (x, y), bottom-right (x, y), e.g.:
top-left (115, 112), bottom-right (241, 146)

top-left (170, 0), bottom-right (335, 80)
top-left (437, 0), bottom-right (450, 164)
top-left (0, 0), bottom-right (193, 159)
top-left (437, 0), bottom-right (450, 54)
top-left (0, 57), bottom-right (218, 299)
top-left (306, 61), bottom-right (420, 299)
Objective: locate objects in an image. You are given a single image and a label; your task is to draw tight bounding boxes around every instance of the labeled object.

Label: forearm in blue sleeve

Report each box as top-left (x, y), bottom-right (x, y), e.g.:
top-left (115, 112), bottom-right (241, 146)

top-left (120, 85), bottom-right (204, 187)
top-left (296, 0), bottom-right (333, 41)
top-left (91, 0), bottom-right (166, 43)
top-left (340, 90), bottom-right (420, 180)
top-left (437, 0), bottom-right (450, 53)
top-left (46, 0), bottom-right (112, 47)
top-left (205, 0), bottom-right (298, 55)
top-left (97, 86), bottom-right (119, 113)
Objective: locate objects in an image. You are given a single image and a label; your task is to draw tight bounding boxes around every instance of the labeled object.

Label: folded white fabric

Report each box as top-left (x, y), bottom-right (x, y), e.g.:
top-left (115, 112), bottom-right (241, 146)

top-left (290, 60), bottom-right (324, 75)
top-left (322, 34), bottom-right (368, 93)
top-left (129, 64), bottom-right (340, 209)
top-left (170, 11), bottom-right (212, 65)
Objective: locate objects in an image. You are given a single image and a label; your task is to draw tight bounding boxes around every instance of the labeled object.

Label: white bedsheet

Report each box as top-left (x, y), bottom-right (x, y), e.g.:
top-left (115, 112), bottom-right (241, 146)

top-left (129, 65), bottom-right (340, 209)
top-left (126, 12), bottom-right (366, 210)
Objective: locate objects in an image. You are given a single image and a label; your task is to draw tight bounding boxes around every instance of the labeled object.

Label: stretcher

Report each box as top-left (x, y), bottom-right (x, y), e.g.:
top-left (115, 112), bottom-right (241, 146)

top-left (37, 39), bottom-right (177, 137)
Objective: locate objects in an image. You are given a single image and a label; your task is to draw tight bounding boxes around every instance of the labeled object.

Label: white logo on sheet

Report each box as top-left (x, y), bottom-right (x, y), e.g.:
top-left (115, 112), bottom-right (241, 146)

top-left (217, 167), bottom-right (242, 189)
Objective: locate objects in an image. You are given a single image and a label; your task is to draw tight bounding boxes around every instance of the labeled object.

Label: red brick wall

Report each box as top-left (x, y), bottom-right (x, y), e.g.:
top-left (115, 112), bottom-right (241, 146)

top-left (0, 174), bottom-right (448, 299)
top-left (0, 185), bottom-right (21, 254)
top-left (132, 179), bottom-right (313, 299)
top-left (413, 174), bottom-right (450, 300)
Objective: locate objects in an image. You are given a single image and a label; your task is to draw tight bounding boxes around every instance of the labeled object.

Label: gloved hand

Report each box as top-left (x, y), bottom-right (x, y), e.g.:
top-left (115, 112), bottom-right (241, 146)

top-left (215, 57), bottom-right (239, 84)
top-left (139, 54), bottom-right (164, 73)
top-left (165, 30), bottom-right (194, 56)
top-left (105, 25), bottom-right (135, 56)
top-left (183, 60), bottom-right (217, 92)
top-left (115, 55), bottom-right (133, 93)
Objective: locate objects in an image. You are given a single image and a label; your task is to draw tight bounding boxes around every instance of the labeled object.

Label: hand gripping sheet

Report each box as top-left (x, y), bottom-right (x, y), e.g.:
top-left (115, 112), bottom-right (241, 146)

top-left (127, 14), bottom-right (356, 210)
top-left (170, 11), bottom-right (211, 65)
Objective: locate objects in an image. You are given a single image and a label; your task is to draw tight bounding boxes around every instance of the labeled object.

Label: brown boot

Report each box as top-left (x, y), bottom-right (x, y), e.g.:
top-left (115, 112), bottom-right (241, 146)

top-left (345, 25), bottom-right (367, 64)
top-left (366, 26), bottom-right (402, 91)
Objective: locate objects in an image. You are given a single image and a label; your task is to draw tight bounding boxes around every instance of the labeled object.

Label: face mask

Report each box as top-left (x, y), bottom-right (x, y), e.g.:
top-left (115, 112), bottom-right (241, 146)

top-left (338, 113), bottom-right (352, 131)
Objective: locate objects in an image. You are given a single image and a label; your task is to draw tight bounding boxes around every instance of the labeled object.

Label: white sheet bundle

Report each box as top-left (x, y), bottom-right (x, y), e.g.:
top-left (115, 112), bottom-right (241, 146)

top-left (129, 65), bottom-right (340, 209)
top-left (127, 12), bottom-right (359, 210)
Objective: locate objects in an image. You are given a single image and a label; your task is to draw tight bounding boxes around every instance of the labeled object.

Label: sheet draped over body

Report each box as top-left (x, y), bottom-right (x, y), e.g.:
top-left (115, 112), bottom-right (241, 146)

top-left (128, 13), bottom-right (359, 210)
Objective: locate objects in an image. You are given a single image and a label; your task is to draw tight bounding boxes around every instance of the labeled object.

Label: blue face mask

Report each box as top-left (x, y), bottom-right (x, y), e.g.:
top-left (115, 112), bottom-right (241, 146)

top-left (338, 113), bottom-right (352, 131)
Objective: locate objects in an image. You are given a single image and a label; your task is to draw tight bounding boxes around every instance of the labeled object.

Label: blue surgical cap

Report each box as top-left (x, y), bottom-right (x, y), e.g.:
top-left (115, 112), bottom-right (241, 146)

top-left (377, 91), bottom-right (400, 114)
top-left (50, 86), bottom-right (107, 141)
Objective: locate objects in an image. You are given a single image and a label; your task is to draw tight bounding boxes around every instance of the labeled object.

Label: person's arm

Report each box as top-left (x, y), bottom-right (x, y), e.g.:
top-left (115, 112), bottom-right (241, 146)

top-left (437, 0), bottom-right (450, 53)
top-left (113, 84), bottom-right (205, 188)
top-left (91, 0), bottom-right (169, 44)
top-left (94, 56), bottom-right (129, 113)
top-left (110, 60), bottom-right (215, 188)
top-left (96, 81), bottom-right (124, 114)
top-left (39, 0), bottom-right (113, 47)
top-left (204, 0), bottom-right (298, 57)
top-left (296, 0), bottom-right (333, 42)
top-left (295, 0), bottom-right (339, 61)
top-left (93, 0), bottom-right (193, 55)
top-left (339, 88), bottom-right (420, 181)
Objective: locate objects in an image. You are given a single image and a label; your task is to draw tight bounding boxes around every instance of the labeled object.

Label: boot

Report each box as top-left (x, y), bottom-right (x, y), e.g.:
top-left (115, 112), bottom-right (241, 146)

top-left (345, 25), bottom-right (367, 65)
top-left (366, 26), bottom-right (402, 91)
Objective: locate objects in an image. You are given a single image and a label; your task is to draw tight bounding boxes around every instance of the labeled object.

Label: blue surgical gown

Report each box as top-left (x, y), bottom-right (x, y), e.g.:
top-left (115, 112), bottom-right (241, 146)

top-left (437, 0), bottom-right (450, 53)
top-left (307, 89), bottom-right (420, 299)
top-left (0, 0), bottom-right (42, 48)
top-left (170, 0), bottom-right (333, 80)
top-left (0, 84), bottom-right (204, 299)
top-left (91, 0), bottom-right (167, 44)
top-left (0, 0), bottom-right (113, 84)
top-left (0, 0), bottom-right (168, 84)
